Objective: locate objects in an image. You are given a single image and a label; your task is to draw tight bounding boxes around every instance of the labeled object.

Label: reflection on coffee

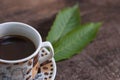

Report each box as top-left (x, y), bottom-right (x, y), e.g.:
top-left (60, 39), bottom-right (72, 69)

top-left (0, 35), bottom-right (36, 60)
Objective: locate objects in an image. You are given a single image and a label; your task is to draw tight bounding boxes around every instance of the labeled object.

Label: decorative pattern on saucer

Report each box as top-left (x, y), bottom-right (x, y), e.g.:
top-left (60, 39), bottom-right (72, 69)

top-left (34, 50), bottom-right (56, 80)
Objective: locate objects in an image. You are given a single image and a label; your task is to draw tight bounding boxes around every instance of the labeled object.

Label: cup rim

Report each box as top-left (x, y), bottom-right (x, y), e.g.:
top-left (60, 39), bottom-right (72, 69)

top-left (0, 22), bottom-right (42, 63)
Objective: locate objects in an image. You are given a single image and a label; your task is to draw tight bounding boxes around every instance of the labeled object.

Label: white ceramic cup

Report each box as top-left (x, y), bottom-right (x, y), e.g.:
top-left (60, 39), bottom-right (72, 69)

top-left (0, 22), bottom-right (54, 80)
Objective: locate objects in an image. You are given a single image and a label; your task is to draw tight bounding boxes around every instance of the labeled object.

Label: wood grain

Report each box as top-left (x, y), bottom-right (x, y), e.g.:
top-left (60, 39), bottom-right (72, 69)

top-left (0, 0), bottom-right (120, 80)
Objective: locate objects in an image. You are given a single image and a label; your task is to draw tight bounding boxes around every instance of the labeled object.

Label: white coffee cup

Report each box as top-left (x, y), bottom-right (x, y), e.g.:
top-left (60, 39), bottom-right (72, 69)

top-left (0, 22), bottom-right (54, 80)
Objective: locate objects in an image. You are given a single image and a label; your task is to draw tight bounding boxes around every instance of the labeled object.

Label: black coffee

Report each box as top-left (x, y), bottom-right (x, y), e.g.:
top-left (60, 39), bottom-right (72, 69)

top-left (0, 35), bottom-right (36, 60)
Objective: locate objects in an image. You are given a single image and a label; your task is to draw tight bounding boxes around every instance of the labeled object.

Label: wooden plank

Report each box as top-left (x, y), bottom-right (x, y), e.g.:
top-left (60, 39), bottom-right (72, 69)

top-left (0, 0), bottom-right (120, 80)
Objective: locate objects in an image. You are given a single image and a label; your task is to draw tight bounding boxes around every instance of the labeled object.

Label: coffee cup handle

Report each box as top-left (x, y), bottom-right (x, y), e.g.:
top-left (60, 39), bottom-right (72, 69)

top-left (39, 41), bottom-right (54, 64)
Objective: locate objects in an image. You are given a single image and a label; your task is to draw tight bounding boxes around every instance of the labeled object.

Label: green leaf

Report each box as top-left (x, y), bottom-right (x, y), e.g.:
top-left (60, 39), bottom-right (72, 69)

top-left (54, 23), bottom-right (102, 61)
top-left (46, 4), bottom-right (81, 44)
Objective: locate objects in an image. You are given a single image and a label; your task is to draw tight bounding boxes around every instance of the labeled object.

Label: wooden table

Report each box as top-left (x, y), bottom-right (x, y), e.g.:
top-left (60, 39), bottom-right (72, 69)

top-left (1, 0), bottom-right (120, 80)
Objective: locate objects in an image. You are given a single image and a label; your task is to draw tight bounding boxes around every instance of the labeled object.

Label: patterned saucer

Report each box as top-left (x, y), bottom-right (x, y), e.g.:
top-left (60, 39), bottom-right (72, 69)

top-left (34, 58), bottom-right (56, 80)
top-left (33, 48), bottom-right (56, 80)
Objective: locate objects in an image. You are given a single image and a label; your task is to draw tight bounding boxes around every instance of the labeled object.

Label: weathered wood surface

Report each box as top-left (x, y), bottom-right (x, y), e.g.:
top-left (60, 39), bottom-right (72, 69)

top-left (0, 0), bottom-right (120, 80)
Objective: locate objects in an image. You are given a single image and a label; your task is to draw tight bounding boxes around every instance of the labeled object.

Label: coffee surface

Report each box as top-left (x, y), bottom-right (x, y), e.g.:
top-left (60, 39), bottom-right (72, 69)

top-left (0, 35), bottom-right (36, 60)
